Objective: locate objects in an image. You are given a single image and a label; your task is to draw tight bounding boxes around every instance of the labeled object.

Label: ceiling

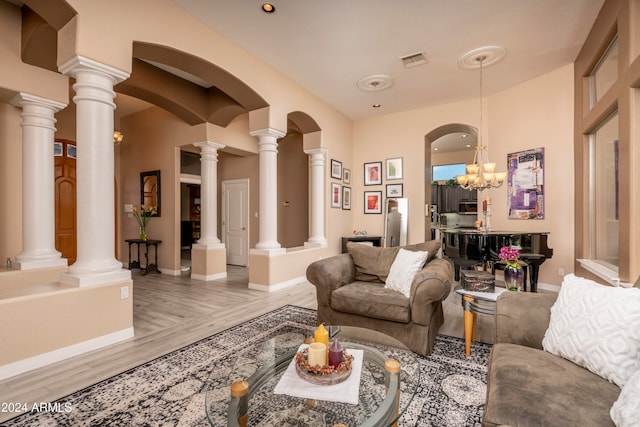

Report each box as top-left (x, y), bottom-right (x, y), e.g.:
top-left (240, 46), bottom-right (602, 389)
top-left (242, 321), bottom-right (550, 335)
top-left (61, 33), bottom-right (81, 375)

top-left (170, 0), bottom-right (604, 122)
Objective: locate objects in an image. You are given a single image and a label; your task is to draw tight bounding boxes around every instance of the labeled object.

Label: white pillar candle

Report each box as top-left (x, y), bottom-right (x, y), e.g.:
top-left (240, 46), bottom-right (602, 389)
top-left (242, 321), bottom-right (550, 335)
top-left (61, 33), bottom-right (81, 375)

top-left (307, 342), bottom-right (327, 367)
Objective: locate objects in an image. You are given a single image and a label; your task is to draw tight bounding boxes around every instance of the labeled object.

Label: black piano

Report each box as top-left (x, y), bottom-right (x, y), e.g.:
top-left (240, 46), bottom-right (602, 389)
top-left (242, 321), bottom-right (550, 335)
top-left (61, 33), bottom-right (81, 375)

top-left (442, 229), bottom-right (553, 292)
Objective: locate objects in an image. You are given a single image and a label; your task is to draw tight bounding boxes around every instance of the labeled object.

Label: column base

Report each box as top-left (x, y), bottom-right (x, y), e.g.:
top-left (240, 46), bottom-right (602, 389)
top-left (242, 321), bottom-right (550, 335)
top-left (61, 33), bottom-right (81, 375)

top-left (191, 246), bottom-right (227, 281)
top-left (60, 268), bottom-right (131, 287)
top-left (15, 257), bottom-right (68, 271)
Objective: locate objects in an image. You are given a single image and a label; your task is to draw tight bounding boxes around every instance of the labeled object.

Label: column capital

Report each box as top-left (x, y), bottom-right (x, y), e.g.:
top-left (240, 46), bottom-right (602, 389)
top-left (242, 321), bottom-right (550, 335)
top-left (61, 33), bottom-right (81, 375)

top-left (59, 55), bottom-right (130, 84)
top-left (194, 141), bottom-right (226, 151)
top-left (250, 128), bottom-right (286, 139)
top-left (10, 93), bottom-right (67, 112)
top-left (303, 147), bottom-right (327, 156)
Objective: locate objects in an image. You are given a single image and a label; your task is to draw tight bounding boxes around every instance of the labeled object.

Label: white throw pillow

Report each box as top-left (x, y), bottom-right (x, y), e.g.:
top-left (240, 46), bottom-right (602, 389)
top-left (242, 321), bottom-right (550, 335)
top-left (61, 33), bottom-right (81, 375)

top-left (384, 248), bottom-right (429, 298)
top-left (611, 369), bottom-right (640, 427)
top-left (542, 274), bottom-right (640, 388)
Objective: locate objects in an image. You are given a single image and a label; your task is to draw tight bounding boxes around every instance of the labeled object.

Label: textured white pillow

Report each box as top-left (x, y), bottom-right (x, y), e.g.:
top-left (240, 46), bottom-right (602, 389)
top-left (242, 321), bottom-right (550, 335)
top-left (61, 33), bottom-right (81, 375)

top-left (611, 369), bottom-right (640, 427)
top-left (384, 248), bottom-right (429, 298)
top-left (542, 274), bottom-right (640, 388)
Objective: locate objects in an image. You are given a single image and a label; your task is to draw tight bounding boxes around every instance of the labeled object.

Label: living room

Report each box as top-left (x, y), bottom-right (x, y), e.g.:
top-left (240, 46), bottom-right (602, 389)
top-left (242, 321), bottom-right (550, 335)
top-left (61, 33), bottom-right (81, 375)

top-left (1, 0), bottom-right (639, 425)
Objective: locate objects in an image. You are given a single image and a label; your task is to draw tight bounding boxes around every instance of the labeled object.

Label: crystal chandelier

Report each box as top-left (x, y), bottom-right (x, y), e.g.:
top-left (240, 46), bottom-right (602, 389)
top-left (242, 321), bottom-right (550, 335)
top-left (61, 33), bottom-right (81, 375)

top-left (456, 55), bottom-right (506, 191)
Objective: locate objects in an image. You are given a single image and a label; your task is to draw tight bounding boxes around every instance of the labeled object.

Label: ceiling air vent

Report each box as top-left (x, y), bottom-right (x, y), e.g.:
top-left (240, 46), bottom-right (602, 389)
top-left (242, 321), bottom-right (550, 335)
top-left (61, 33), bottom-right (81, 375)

top-left (400, 52), bottom-right (427, 68)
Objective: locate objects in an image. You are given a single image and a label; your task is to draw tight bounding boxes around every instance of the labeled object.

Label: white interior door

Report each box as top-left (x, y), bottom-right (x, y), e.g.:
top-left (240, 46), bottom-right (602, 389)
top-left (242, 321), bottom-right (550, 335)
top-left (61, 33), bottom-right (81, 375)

top-left (222, 179), bottom-right (249, 266)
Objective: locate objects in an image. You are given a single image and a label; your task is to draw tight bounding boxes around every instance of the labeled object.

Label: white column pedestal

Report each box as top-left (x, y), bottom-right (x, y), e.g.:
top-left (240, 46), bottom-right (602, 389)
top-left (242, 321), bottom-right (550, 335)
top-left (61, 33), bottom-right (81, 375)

top-left (59, 56), bottom-right (130, 286)
top-left (251, 128), bottom-right (285, 251)
top-left (304, 148), bottom-right (327, 248)
top-left (11, 93), bottom-right (68, 270)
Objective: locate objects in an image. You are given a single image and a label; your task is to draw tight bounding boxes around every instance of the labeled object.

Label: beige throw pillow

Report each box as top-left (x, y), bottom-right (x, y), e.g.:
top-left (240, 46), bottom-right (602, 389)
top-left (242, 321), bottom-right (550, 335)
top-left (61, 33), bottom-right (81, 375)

top-left (346, 243), bottom-right (399, 282)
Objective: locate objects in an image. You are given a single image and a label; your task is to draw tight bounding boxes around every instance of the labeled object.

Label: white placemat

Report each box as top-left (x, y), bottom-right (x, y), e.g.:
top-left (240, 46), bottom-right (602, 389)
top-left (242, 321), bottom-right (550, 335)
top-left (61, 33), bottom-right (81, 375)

top-left (273, 344), bottom-right (364, 405)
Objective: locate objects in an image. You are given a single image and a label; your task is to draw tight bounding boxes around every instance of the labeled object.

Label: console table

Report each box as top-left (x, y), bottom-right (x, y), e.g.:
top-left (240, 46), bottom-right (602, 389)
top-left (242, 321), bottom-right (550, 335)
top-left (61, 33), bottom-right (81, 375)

top-left (125, 239), bottom-right (161, 275)
top-left (341, 236), bottom-right (382, 253)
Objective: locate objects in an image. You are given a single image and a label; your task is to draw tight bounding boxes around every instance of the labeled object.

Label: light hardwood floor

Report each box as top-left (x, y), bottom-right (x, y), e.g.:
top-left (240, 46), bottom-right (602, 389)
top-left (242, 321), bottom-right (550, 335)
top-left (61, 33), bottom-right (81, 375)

top-left (0, 265), bottom-right (490, 423)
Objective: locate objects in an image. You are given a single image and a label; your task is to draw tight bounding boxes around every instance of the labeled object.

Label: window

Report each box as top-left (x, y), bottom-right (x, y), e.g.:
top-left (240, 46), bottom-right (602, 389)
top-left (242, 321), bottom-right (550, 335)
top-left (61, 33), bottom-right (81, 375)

top-left (432, 163), bottom-right (466, 181)
top-left (589, 36), bottom-right (618, 108)
top-left (589, 113), bottom-right (618, 271)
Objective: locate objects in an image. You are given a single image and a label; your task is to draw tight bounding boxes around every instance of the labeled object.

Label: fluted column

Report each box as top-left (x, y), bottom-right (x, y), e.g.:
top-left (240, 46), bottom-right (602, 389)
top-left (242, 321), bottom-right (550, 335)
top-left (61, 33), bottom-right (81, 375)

top-left (304, 148), bottom-right (328, 247)
top-left (251, 128), bottom-right (285, 251)
top-left (10, 93), bottom-right (68, 270)
top-left (193, 141), bottom-right (225, 247)
top-left (59, 56), bottom-right (130, 286)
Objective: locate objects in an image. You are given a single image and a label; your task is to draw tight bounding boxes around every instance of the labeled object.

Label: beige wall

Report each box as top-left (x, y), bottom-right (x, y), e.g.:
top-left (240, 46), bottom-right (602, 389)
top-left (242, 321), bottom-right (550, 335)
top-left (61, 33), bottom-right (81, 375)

top-left (277, 132), bottom-right (309, 248)
top-left (353, 65), bottom-right (575, 287)
top-left (0, 104), bottom-right (22, 263)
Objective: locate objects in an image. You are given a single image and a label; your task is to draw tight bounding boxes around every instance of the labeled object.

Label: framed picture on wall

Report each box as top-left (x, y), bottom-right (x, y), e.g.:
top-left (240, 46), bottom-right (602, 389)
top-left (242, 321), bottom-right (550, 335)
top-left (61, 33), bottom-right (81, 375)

top-left (507, 147), bottom-right (545, 219)
top-left (342, 186), bottom-right (351, 210)
top-left (331, 182), bottom-right (342, 208)
top-left (386, 183), bottom-right (403, 198)
top-left (343, 168), bottom-right (351, 184)
top-left (385, 157), bottom-right (403, 180)
top-left (364, 161), bottom-right (382, 185)
top-left (364, 191), bottom-right (382, 214)
top-left (331, 159), bottom-right (343, 179)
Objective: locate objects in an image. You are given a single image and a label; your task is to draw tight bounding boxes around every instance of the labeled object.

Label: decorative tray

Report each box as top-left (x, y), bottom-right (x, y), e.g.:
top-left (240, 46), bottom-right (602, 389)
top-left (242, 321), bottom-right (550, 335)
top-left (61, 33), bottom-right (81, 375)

top-left (294, 348), bottom-right (354, 385)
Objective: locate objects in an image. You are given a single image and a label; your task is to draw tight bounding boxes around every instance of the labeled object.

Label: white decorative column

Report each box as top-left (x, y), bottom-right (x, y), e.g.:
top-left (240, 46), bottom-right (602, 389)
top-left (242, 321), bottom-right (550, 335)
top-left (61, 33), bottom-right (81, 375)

top-left (59, 56), bottom-right (130, 286)
top-left (193, 141), bottom-right (225, 247)
top-left (304, 148), bottom-right (327, 247)
top-left (10, 93), bottom-right (68, 270)
top-left (251, 128), bottom-right (286, 252)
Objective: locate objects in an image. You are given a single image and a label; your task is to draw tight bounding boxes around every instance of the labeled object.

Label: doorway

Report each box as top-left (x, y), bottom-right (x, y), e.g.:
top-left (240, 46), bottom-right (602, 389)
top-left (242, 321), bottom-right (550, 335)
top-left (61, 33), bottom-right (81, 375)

top-left (222, 179), bottom-right (249, 266)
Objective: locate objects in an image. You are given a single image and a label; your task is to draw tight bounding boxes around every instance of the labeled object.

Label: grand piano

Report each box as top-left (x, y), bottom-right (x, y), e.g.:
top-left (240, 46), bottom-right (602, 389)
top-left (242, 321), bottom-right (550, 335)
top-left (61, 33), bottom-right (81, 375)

top-left (441, 229), bottom-right (553, 292)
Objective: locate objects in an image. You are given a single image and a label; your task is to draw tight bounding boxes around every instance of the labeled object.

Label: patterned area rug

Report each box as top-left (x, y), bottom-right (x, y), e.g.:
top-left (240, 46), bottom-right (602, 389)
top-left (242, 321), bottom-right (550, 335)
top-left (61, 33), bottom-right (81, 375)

top-left (4, 305), bottom-right (491, 426)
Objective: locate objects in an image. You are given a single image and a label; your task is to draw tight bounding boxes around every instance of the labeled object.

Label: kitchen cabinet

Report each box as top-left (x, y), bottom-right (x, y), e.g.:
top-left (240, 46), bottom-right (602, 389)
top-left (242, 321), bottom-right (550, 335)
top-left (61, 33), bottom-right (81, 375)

top-left (434, 185), bottom-right (477, 213)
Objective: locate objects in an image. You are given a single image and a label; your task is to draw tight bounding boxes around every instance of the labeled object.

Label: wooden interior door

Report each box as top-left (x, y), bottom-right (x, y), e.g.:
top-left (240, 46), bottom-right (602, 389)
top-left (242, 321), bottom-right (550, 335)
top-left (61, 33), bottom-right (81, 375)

top-left (54, 139), bottom-right (77, 265)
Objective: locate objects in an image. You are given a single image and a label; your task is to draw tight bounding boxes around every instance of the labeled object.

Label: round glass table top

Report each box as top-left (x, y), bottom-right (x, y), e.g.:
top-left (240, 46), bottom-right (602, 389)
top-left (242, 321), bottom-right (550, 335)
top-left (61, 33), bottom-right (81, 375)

top-left (205, 325), bottom-right (420, 426)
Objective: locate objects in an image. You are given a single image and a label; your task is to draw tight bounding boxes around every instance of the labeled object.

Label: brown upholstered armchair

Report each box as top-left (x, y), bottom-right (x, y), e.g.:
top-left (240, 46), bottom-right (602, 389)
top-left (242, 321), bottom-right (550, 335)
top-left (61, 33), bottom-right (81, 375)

top-left (306, 241), bottom-right (452, 355)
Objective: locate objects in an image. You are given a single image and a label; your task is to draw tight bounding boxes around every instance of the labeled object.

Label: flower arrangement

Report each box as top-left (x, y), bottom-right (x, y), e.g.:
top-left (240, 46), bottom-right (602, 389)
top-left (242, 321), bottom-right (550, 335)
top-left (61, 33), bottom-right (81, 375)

top-left (132, 205), bottom-right (156, 240)
top-left (498, 245), bottom-right (520, 268)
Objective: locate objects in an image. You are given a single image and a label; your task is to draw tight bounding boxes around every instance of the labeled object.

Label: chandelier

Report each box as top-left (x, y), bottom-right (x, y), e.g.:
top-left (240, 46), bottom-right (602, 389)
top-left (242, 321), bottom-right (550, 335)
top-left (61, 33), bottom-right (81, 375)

top-left (456, 54), bottom-right (506, 191)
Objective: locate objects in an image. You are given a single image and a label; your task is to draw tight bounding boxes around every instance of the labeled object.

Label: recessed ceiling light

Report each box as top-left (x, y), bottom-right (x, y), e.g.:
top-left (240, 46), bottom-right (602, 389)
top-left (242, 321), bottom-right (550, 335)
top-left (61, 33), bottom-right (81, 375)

top-left (372, 104), bottom-right (381, 108)
top-left (261, 3), bottom-right (275, 13)
top-left (461, 134), bottom-right (468, 138)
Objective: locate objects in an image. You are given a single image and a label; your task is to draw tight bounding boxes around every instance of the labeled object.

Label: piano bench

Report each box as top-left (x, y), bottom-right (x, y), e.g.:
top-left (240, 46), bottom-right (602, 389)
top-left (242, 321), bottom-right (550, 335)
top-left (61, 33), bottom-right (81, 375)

top-left (491, 260), bottom-right (529, 292)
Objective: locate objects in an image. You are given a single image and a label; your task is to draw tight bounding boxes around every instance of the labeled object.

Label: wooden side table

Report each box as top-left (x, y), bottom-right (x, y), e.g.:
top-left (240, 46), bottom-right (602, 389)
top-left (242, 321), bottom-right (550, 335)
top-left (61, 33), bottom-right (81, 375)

top-left (125, 239), bottom-right (162, 275)
top-left (455, 286), bottom-right (508, 356)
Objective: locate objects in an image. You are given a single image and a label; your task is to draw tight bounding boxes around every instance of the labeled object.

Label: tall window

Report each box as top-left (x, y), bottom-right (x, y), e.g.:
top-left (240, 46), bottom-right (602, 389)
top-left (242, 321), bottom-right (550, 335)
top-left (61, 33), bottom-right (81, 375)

top-left (589, 36), bottom-right (618, 108)
top-left (575, 0), bottom-right (640, 285)
top-left (589, 113), bottom-right (618, 270)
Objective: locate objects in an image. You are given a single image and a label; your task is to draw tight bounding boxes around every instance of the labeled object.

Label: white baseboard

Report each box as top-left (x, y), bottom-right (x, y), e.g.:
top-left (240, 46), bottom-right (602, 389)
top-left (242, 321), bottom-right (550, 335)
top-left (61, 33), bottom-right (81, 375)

top-left (0, 327), bottom-right (134, 380)
top-left (191, 272), bottom-right (227, 281)
top-left (248, 276), bottom-right (306, 292)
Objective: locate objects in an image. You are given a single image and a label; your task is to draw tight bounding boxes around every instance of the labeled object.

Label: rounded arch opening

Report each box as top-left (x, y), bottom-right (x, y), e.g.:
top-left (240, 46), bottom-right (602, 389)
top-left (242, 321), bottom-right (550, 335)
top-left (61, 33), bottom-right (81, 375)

top-left (424, 123), bottom-right (477, 240)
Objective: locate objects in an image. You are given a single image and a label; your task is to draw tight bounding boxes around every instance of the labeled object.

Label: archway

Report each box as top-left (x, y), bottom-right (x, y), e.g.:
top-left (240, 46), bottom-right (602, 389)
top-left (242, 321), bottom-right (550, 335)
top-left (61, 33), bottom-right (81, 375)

top-left (424, 123), bottom-right (477, 240)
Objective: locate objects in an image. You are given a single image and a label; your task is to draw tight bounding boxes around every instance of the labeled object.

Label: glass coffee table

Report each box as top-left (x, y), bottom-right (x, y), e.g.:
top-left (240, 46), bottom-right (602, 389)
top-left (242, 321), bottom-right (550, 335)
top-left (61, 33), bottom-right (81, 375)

top-left (205, 326), bottom-right (420, 426)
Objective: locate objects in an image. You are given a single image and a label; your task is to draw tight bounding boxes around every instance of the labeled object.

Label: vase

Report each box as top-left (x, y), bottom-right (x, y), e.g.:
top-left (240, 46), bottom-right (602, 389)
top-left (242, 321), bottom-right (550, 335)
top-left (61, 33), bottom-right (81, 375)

top-left (139, 226), bottom-right (147, 241)
top-left (504, 263), bottom-right (524, 291)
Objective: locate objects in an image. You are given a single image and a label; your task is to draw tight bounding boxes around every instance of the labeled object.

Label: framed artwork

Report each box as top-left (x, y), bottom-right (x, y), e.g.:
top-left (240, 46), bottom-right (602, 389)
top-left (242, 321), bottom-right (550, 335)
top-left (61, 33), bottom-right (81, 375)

top-left (386, 183), bottom-right (403, 198)
top-left (364, 191), bottom-right (383, 214)
top-left (507, 147), bottom-right (544, 219)
top-left (331, 159), bottom-right (343, 180)
top-left (364, 161), bottom-right (382, 186)
top-left (331, 182), bottom-right (342, 208)
top-left (385, 157), bottom-right (403, 180)
top-left (343, 168), bottom-right (351, 184)
top-left (342, 186), bottom-right (351, 210)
